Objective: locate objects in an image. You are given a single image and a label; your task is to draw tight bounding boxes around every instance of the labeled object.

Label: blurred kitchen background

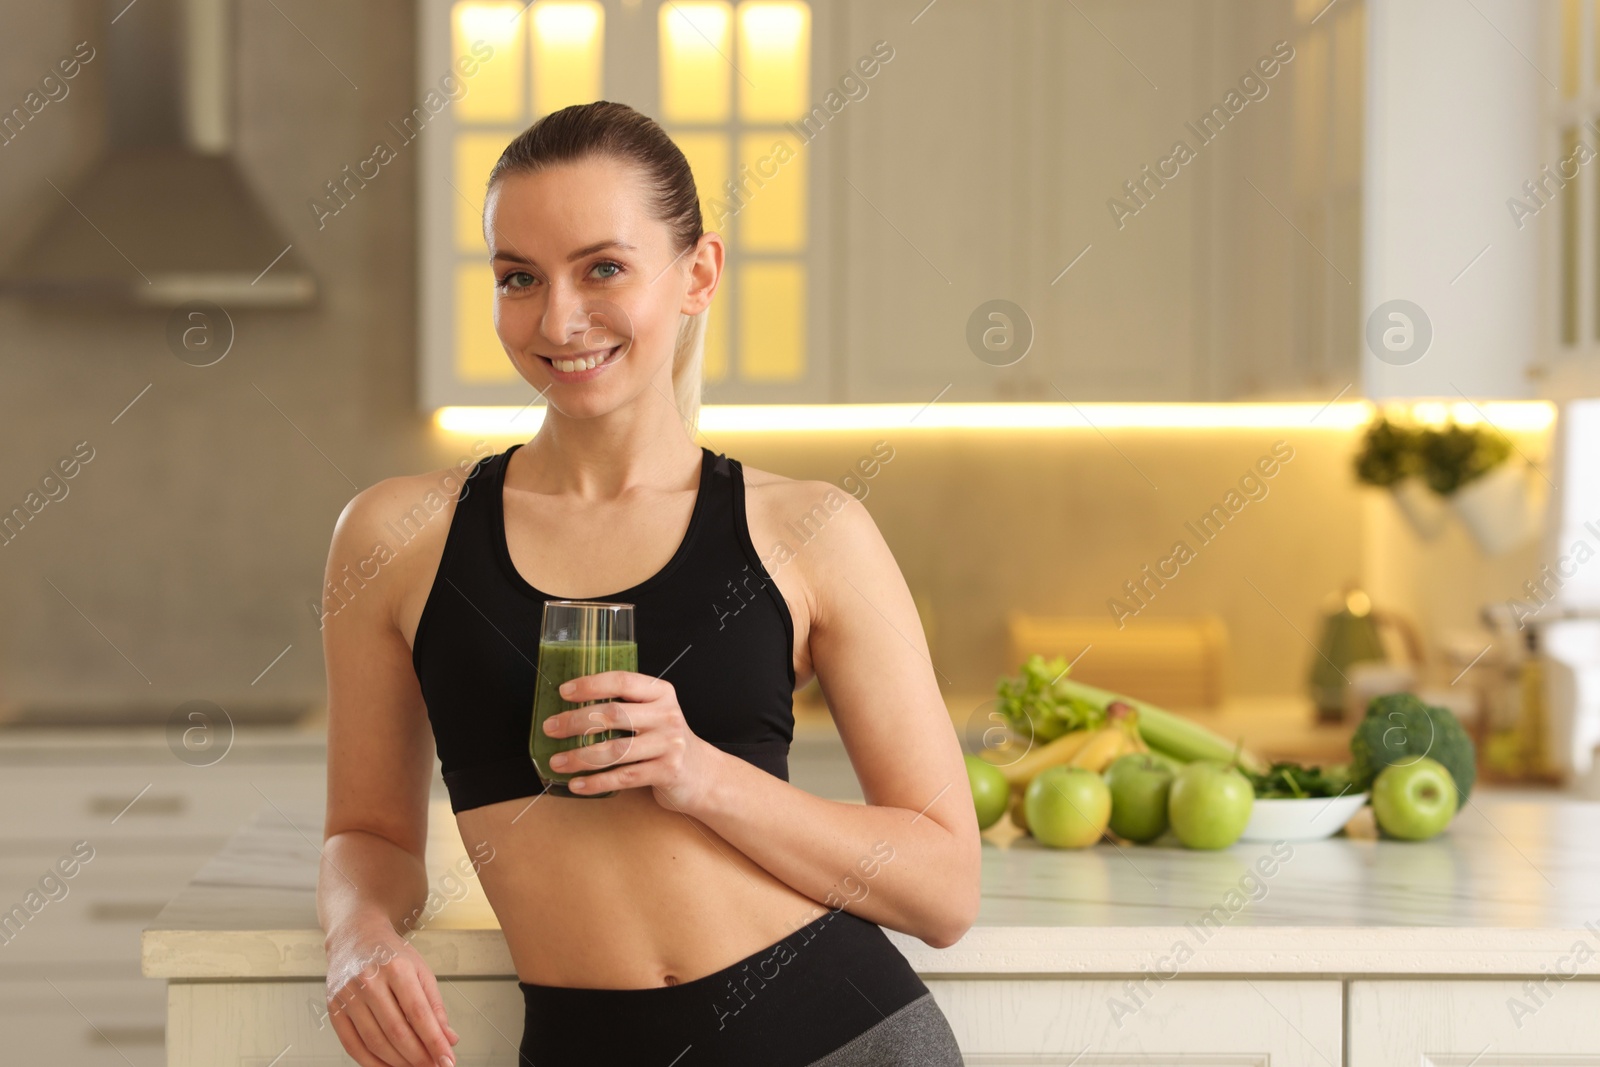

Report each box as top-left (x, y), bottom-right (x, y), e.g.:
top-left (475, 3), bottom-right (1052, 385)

top-left (3, 0), bottom-right (1599, 1061)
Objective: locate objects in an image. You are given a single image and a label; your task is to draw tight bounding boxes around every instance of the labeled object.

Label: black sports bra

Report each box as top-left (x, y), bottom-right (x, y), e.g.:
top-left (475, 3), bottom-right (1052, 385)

top-left (410, 444), bottom-right (797, 813)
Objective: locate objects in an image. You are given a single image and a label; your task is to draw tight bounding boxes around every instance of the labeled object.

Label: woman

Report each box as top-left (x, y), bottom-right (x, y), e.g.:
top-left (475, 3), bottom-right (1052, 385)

top-left (317, 100), bottom-right (979, 1066)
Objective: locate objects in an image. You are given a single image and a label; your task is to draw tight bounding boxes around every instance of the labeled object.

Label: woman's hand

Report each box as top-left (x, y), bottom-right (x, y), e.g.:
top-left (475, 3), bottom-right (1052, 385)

top-left (543, 670), bottom-right (721, 812)
top-left (325, 922), bottom-right (459, 1067)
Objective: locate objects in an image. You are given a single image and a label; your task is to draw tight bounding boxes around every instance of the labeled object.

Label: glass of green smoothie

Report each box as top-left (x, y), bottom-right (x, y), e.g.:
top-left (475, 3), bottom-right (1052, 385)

top-left (530, 600), bottom-right (637, 799)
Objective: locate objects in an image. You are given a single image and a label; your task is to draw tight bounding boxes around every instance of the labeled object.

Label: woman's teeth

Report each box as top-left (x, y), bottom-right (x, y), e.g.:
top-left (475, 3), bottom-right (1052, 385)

top-left (552, 347), bottom-right (617, 373)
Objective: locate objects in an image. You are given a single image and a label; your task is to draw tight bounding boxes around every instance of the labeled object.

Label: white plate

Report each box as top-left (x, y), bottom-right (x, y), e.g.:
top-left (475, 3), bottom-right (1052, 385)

top-left (1237, 791), bottom-right (1369, 842)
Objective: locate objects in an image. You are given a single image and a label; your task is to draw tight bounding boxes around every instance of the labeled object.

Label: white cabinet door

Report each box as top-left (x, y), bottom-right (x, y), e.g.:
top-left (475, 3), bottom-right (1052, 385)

top-left (169, 979), bottom-right (526, 1067)
top-left (0, 977), bottom-right (167, 1067)
top-left (1350, 980), bottom-right (1600, 1066)
top-left (927, 978), bottom-right (1342, 1065)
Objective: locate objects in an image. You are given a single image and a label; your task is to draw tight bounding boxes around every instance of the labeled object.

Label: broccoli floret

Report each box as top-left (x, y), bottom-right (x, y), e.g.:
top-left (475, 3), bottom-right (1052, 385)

top-left (1350, 692), bottom-right (1477, 803)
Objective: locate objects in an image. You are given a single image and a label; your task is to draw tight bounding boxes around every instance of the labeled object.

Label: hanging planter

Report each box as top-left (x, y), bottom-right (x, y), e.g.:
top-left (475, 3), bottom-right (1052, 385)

top-left (1353, 416), bottom-right (1444, 540)
top-left (1389, 476), bottom-right (1449, 540)
top-left (1447, 459), bottom-right (1537, 555)
top-left (1417, 420), bottom-right (1536, 557)
top-left (1353, 413), bottom-right (1543, 554)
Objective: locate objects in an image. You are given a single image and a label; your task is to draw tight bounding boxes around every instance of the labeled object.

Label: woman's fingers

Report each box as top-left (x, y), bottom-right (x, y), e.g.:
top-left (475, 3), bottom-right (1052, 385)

top-left (554, 699), bottom-right (656, 741)
top-left (567, 755), bottom-right (666, 794)
top-left (365, 979), bottom-right (440, 1067)
top-left (415, 961), bottom-right (460, 1045)
top-left (330, 1004), bottom-right (400, 1067)
top-left (345, 998), bottom-right (412, 1067)
top-left (562, 728), bottom-right (658, 772)
top-left (558, 669), bottom-right (673, 706)
top-left (393, 964), bottom-right (457, 1064)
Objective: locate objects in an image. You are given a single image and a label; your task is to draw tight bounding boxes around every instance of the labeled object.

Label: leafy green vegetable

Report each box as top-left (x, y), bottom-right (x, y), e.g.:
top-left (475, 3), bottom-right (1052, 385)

top-left (1245, 761), bottom-right (1354, 799)
top-left (1350, 692), bottom-right (1477, 802)
top-left (1416, 423), bottom-right (1512, 496)
top-left (1353, 417), bottom-right (1422, 488)
top-left (994, 653), bottom-right (1106, 742)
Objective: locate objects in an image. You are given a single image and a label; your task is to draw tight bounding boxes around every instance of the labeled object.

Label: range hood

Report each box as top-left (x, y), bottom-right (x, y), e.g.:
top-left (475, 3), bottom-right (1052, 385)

top-left (0, 0), bottom-right (315, 307)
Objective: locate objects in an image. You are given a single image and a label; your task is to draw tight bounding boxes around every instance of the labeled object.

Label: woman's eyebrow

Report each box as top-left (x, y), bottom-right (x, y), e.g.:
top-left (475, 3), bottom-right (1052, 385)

top-left (490, 239), bottom-right (638, 267)
top-left (566, 239), bottom-right (637, 262)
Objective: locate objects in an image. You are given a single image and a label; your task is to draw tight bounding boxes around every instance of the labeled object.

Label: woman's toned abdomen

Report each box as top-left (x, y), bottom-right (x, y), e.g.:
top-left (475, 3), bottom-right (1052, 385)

top-left (456, 790), bottom-right (828, 988)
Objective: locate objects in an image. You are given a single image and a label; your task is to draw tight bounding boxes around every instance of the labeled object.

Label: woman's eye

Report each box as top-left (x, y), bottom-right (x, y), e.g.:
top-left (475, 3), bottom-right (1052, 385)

top-left (499, 270), bottom-right (536, 291)
top-left (592, 261), bottom-right (623, 280)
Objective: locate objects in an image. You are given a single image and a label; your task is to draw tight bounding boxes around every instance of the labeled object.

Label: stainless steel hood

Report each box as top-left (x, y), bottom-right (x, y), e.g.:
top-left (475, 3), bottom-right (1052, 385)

top-left (0, 0), bottom-right (315, 308)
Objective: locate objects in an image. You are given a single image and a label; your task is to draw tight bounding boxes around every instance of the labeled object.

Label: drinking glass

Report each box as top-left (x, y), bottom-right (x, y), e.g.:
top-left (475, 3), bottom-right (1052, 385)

top-left (530, 600), bottom-right (637, 799)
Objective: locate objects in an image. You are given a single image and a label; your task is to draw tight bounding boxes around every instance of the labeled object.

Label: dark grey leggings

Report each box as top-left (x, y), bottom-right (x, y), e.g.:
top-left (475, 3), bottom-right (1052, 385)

top-left (805, 991), bottom-right (966, 1066)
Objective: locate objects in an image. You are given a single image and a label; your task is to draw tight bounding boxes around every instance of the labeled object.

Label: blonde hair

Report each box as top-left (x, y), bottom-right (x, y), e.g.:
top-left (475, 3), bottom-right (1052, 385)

top-left (672, 307), bottom-right (707, 436)
top-left (485, 101), bottom-right (707, 435)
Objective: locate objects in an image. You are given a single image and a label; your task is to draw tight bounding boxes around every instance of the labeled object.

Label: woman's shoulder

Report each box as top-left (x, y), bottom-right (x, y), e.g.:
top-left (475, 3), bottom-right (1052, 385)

top-left (328, 448), bottom-right (501, 565)
top-left (732, 459), bottom-right (880, 556)
top-left (734, 459), bottom-right (855, 512)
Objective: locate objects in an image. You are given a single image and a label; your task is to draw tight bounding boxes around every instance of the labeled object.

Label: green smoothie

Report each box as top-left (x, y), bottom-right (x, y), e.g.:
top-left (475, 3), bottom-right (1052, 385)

top-left (530, 638), bottom-right (637, 798)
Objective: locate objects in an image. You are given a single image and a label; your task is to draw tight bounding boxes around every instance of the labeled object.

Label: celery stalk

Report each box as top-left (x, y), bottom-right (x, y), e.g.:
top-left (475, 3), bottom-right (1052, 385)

top-left (1050, 677), bottom-right (1269, 775)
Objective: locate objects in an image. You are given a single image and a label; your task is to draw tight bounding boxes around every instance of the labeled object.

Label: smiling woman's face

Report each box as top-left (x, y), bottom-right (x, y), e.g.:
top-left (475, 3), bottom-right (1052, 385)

top-left (483, 155), bottom-right (716, 418)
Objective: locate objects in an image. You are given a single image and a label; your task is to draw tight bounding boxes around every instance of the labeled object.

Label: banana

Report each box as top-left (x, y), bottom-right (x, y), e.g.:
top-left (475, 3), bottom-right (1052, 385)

top-left (1066, 725), bottom-right (1134, 773)
top-left (996, 728), bottom-right (1095, 790)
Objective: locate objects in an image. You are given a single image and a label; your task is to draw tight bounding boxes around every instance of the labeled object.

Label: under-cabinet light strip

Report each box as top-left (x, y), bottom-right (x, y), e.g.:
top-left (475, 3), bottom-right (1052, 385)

top-left (433, 400), bottom-right (1556, 435)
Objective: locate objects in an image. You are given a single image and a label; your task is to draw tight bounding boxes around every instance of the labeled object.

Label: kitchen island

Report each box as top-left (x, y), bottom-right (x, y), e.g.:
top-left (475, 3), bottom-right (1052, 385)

top-left (143, 718), bottom-right (1600, 1065)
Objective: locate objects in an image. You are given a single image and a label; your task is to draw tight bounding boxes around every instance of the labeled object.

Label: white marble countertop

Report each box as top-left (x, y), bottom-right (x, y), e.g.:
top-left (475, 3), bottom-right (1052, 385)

top-left (140, 735), bottom-right (1600, 981)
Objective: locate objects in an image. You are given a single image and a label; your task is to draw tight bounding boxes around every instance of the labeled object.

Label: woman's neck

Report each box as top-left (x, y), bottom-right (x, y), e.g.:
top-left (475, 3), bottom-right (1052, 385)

top-left (517, 396), bottom-right (702, 501)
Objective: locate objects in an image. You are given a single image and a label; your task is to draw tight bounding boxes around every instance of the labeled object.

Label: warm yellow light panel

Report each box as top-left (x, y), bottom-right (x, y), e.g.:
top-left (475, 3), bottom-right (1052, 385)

top-left (1400, 401), bottom-right (1557, 432)
top-left (660, 2), bottom-right (733, 123)
top-left (703, 276), bottom-right (729, 381)
top-left (434, 402), bottom-right (1381, 434)
top-left (453, 133), bottom-right (511, 252)
top-left (434, 402), bottom-right (1556, 435)
top-left (530, 2), bottom-right (603, 117)
top-left (453, 2), bottom-right (525, 123)
top-left (738, 261), bottom-right (804, 381)
top-left (455, 263), bottom-right (517, 382)
top-left (737, 2), bottom-right (810, 122)
top-left (736, 131), bottom-right (804, 251)
top-left (672, 131), bottom-right (731, 233)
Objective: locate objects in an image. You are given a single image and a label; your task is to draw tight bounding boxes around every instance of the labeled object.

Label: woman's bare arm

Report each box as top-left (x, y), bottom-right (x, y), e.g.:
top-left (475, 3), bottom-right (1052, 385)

top-left (554, 488), bottom-right (982, 947)
top-left (318, 480), bottom-right (458, 1067)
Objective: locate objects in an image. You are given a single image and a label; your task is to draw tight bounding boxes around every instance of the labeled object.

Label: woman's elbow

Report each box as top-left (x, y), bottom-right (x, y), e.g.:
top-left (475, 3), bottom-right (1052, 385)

top-left (925, 901), bottom-right (977, 949)
top-left (925, 865), bottom-right (981, 949)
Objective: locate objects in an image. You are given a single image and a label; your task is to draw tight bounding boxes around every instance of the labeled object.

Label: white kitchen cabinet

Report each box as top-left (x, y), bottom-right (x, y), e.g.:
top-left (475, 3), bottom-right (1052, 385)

top-left (1350, 979), bottom-right (1600, 1066)
top-left (0, 977), bottom-right (167, 1067)
top-left (0, 742), bottom-right (324, 843)
top-left (416, 0), bottom-right (1352, 407)
top-left (166, 979), bottom-right (526, 1067)
top-left (152, 795), bottom-right (1600, 1063)
top-left (162, 978), bottom-right (1343, 1066)
top-left (0, 730), bottom-right (326, 1067)
top-left (928, 979), bottom-right (1342, 1065)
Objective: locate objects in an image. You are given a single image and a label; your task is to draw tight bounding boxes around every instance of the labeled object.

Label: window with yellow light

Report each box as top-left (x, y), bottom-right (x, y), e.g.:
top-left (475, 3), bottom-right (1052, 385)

top-left (440, 0), bottom-right (813, 396)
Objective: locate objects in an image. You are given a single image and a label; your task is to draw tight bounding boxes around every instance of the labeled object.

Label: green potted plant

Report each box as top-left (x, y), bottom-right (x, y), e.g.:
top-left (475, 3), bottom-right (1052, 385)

top-left (1353, 416), bottom-right (1446, 539)
top-left (1415, 422), bottom-right (1535, 555)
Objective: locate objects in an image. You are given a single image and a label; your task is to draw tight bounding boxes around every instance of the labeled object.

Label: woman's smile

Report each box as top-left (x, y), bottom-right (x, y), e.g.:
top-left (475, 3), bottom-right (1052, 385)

top-left (538, 343), bottom-right (624, 382)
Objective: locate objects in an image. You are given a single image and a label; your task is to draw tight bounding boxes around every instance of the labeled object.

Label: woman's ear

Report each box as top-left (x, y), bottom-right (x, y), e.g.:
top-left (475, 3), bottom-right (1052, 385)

top-left (680, 232), bottom-right (724, 315)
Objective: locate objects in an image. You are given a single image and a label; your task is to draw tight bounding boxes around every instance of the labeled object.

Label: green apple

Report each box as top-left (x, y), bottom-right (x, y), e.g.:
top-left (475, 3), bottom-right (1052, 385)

top-left (1372, 756), bottom-right (1458, 840)
top-left (965, 754), bottom-right (1010, 831)
top-left (1104, 753), bottom-right (1173, 843)
top-left (1168, 760), bottom-right (1254, 850)
top-left (1023, 766), bottom-right (1111, 849)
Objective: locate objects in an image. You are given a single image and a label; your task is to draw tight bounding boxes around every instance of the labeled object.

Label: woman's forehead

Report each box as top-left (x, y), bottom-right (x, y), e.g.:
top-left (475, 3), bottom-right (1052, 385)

top-left (486, 166), bottom-right (653, 255)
